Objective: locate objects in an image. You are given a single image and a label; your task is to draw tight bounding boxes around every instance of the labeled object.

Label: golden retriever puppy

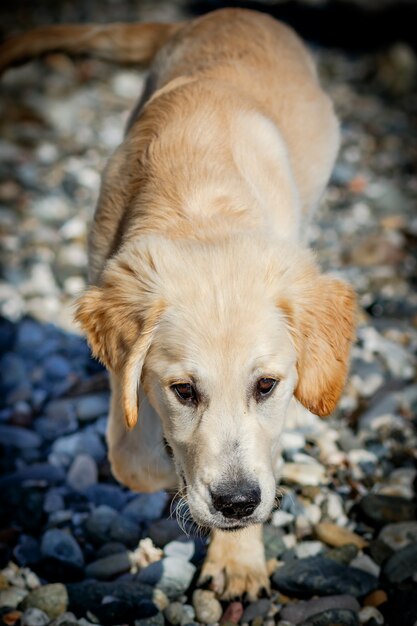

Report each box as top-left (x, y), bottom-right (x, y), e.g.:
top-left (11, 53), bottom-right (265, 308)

top-left (0, 9), bottom-right (356, 599)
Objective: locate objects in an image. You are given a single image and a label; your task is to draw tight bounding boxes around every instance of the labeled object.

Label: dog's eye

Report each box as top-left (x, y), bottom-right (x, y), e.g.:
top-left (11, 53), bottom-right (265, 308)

top-left (256, 377), bottom-right (278, 399)
top-left (172, 383), bottom-right (197, 404)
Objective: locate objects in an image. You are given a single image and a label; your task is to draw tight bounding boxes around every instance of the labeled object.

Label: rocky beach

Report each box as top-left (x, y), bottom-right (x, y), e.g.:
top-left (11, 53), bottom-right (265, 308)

top-left (0, 1), bottom-right (416, 625)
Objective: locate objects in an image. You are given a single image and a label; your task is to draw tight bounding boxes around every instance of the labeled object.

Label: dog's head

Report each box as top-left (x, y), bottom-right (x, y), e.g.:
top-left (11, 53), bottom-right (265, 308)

top-left (75, 235), bottom-right (355, 530)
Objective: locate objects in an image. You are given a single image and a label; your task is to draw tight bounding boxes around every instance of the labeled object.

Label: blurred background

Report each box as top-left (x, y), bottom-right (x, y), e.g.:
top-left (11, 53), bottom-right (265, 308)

top-left (0, 2), bottom-right (416, 626)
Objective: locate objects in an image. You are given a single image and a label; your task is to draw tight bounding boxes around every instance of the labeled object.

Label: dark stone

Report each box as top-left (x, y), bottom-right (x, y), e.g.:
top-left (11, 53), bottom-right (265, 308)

top-left (43, 355), bottom-right (72, 380)
top-left (358, 494), bottom-right (417, 527)
top-left (109, 514), bottom-right (141, 548)
top-left (0, 425), bottom-right (42, 449)
top-left (368, 539), bottom-right (394, 566)
top-left (43, 489), bottom-right (66, 514)
top-left (281, 595), bottom-right (361, 625)
top-left (263, 524), bottom-right (286, 560)
top-left (35, 415), bottom-right (78, 441)
top-left (122, 492), bottom-right (168, 524)
top-left (13, 535), bottom-right (41, 566)
top-left (0, 316), bottom-right (16, 353)
top-left (66, 580), bottom-right (159, 625)
top-left (85, 551), bottom-right (131, 580)
top-left (325, 544), bottom-right (359, 565)
top-left (0, 464), bottom-right (65, 490)
top-left (96, 542), bottom-right (128, 559)
top-left (39, 529), bottom-right (84, 581)
top-left (272, 556), bottom-right (378, 598)
top-left (84, 484), bottom-right (127, 510)
top-left (299, 609), bottom-right (359, 626)
top-left (382, 541), bottom-right (417, 583)
top-left (0, 485), bottom-right (46, 532)
top-left (134, 613), bottom-right (164, 626)
top-left (147, 519), bottom-right (185, 548)
top-left (84, 505), bottom-right (117, 544)
top-left (241, 599), bottom-right (271, 623)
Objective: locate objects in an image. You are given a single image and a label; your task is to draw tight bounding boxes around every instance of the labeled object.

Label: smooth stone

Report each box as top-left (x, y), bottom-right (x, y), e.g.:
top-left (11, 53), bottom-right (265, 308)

top-left (67, 454), bottom-right (98, 492)
top-left (298, 609), bottom-right (359, 626)
top-left (0, 588), bottom-right (28, 608)
top-left (96, 542), bottom-right (128, 559)
top-left (84, 505), bottom-right (118, 543)
top-left (383, 540), bottom-right (417, 583)
top-left (21, 608), bottom-right (50, 626)
top-left (0, 426), bottom-right (41, 449)
top-left (378, 521), bottom-right (417, 551)
top-left (272, 556), bottom-right (378, 597)
top-left (147, 519), bottom-right (185, 548)
top-left (164, 602), bottom-right (195, 626)
top-left (241, 599), bottom-right (271, 623)
top-left (122, 492), bottom-right (168, 524)
top-left (164, 601), bottom-right (185, 625)
top-left (314, 523), bottom-right (367, 550)
top-left (109, 514), bottom-right (140, 548)
top-left (138, 557), bottom-right (196, 599)
top-left (281, 595), bottom-right (360, 625)
top-left (43, 490), bottom-right (65, 514)
top-left (84, 484), bottom-right (127, 511)
top-left (363, 590), bottom-right (388, 608)
top-left (358, 494), bottom-right (417, 527)
top-left (220, 602), bottom-right (243, 624)
top-left (281, 463), bottom-right (328, 486)
top-left (135, 613), bottom-right (164, 626)
top-left (75, 394), bottom-right (109, 421)
top-left (35, 415), bottom-right (78, 442)
top-left (281, 431), bottom-right (306, 451)
top-left (20, 584), bottom-right (68, 620)
top-left (164, 540), bottom-right (195, 562)
top-left (40, 529), bottom-right (84, 574)
top-left (359, 606), bottom-right (384, 625)
top-left (272, 511), bottom-right (295, 528)
top-left (13, 535), bottom-right (41, 567)
top-left (0, 463), bottom-right (65, 492)
top-left (368, 539), bottom-right (394, 566)
top-left (85, 552), bottom-right (131, 580)
top-left (350, 554), bottom-right (380, 578)
top-left (49, 612), bottom-right (78, 626)
top-left (295, 541), bottom-right (324, 559)
top-left (66, 580), bottom-right (160, 625)
top-left (263, 525), bottom-right (286, 560)
top-left (192, 590), bottom-right (222, 624)
top-left (135, 613), bottom-right (165, 626)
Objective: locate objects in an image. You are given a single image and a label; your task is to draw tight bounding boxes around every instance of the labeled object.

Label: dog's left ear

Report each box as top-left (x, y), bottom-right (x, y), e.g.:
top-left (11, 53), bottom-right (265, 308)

top-left (282, 275), bottom-right (356, 417)
top-left (74, 259), bottom-right (164, 429)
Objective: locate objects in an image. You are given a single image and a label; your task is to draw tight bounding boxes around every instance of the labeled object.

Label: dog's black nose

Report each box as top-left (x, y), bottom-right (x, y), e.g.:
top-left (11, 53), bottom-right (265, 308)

top-left (210, 483), bottom-right (261, 519)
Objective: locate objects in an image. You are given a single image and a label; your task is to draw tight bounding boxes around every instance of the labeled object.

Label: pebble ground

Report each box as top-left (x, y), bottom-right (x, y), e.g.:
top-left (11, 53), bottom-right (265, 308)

top-left (0, 2), bottom-right (416, 626)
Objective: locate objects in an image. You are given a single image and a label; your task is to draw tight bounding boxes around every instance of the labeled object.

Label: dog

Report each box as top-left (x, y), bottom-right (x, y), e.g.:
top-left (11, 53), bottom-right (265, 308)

top-left (0, 8), bottom-right (356, 599)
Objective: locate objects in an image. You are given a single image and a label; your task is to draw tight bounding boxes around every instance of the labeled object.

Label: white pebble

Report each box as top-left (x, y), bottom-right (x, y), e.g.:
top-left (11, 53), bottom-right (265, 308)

top-left (272, 510), bottom-right (294, 527)
top-left (359, 606), bottom-right (384, 624)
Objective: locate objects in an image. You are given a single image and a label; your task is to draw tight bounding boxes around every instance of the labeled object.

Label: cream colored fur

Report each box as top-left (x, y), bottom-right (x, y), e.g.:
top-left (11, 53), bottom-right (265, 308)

top-left (1, 8), bottom-right (356, 599)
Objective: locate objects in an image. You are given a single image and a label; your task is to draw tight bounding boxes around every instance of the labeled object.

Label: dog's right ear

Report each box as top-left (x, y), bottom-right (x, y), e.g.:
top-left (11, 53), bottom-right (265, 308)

top-left (74, 285), bottom-right (123, 370)
top-left (74, 249), bottom-right (164, 429)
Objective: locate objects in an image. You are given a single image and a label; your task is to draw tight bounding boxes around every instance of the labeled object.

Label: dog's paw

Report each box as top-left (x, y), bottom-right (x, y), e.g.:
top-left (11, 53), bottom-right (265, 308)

top-left (198, 545), bottom-right (270, 601)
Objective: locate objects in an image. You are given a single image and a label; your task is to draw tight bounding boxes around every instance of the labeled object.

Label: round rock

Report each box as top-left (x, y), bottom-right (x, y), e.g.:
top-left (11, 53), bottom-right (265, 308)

top-left (21, 608), bottom-right (50, 626)
top-left (192, 589), bottom-right (222, 624)
top-left (20, 584), bottom-right (68, 620)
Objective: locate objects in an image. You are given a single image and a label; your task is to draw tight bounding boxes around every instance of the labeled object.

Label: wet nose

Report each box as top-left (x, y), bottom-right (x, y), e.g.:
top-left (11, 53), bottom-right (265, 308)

top-left (210, 482), bottom-right (261, 519)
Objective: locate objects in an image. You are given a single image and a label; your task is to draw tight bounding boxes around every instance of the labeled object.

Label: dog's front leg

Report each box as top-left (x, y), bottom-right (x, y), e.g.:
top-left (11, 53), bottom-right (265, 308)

top-left (199, 524), bottom-right (269, 601)
top-left (107, 373), bottom-right (178, 492)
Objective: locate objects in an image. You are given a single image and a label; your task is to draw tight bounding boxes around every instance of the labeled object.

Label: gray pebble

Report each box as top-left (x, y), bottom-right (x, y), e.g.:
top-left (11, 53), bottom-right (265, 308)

top-left (67, 453), bottom-right (98, 491)
top-left (21, 608), bottom-right (50, 626)
top-left (281, 595), bottom-right (360, 625)
top-left (41, 528), bottom-right (84, 571)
